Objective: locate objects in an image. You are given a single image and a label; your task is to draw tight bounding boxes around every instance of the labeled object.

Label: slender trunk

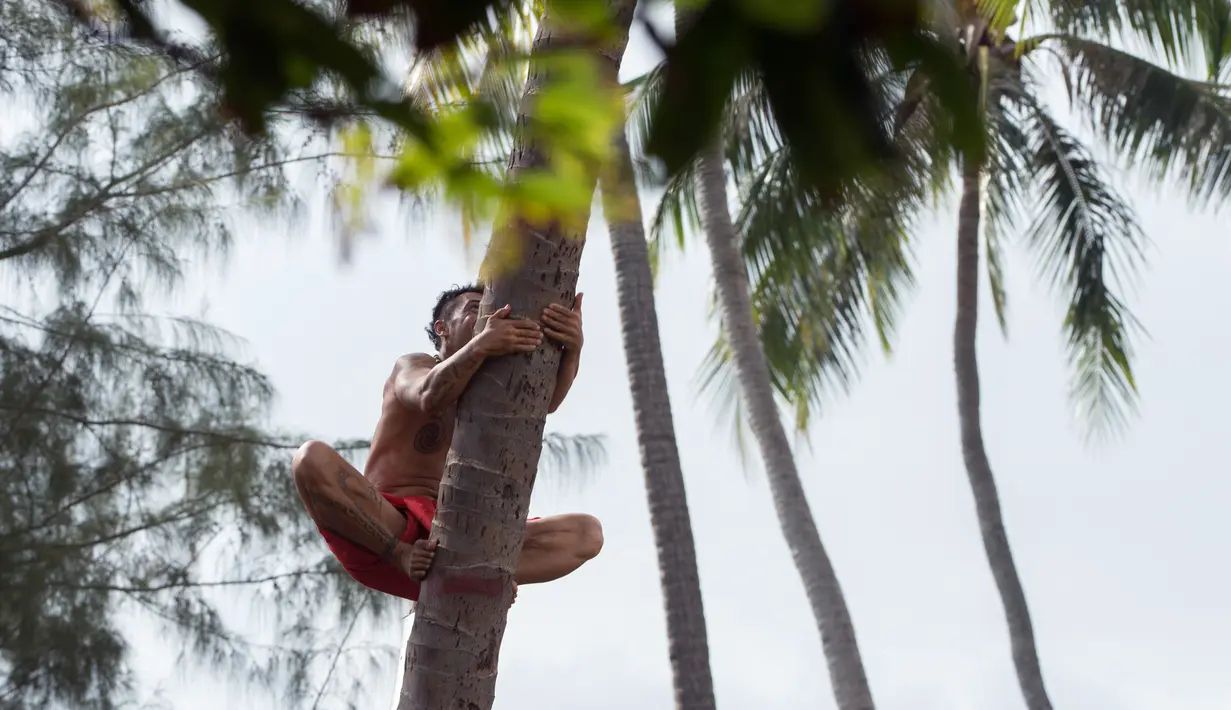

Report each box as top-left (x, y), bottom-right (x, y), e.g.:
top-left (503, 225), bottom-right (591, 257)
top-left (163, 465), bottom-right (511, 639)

top-left (953, 161), bottom-right (1054, 710)
top-left (695, 144), bottom-right (875, 709)
top-left (601, 126), bottom-right (717, 710)
top-left (397, 6), bottom-right (634, 709)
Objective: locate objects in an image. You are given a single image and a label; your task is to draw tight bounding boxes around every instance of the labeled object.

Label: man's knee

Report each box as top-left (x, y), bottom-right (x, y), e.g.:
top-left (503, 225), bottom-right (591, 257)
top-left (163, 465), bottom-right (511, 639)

top-left (291, 440), bottom-right (335, 491)
top-left (574, 514), bottom-right (603, 560)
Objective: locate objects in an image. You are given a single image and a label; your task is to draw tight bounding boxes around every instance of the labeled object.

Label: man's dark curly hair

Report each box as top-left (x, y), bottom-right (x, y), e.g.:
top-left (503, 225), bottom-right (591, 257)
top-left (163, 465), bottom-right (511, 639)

top-left (426, 283), bottom-right (484, 350)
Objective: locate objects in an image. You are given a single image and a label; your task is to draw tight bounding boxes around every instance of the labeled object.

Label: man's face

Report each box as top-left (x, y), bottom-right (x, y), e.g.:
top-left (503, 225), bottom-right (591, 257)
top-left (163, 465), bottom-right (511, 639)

top-left (437, 292), bottom-right (481, 349)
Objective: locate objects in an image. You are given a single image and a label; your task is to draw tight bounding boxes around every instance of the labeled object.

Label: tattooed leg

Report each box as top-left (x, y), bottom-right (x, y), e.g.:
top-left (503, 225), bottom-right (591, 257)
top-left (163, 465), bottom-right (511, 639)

top-left (291, 440), bottom-right (436, 578)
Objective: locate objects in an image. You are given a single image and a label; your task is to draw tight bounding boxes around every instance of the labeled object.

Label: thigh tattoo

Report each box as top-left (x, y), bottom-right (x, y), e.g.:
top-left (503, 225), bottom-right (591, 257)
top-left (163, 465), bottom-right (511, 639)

top-left (311, 467), bottom-right (401, 560)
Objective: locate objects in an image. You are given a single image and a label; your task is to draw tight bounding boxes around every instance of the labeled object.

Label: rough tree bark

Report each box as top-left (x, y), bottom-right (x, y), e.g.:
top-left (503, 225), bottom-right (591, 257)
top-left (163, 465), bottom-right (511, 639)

top-left (953, 159), bottom-right (1053, 710)
top-left (396, 4), bottom-right (635, 709)
top-left (600, 127), bottom-right (717, 710)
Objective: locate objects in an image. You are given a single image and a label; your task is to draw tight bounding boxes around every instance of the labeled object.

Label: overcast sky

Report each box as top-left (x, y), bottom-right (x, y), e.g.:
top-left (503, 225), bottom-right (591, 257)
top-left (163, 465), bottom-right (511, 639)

top-left (121, 15), bottom-right (1231, 710)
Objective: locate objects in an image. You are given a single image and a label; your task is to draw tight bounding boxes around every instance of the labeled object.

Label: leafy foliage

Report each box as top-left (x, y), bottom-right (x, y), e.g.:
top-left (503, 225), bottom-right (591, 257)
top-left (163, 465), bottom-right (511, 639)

top-left (1046, 0), bottom-right (1231, 68)
top-left (698, 145), bottom-right (918, 433)
top-left (46, 0), bottom-right (993, 229)
top-left (1014, 91), bottom-right (1145, 431)
top-left (643, 0), bottom-right (983, 203)
top-left (50, 0), bottom-right (630, 245)
top-left (0, 305), bottom-right (380, 709)
top-left (0, 5), bottom-right (610, 708)
top-left (655, 0), bottom-right (1231, 441)
top-left (0, 5), bottom-right (392, 707)
top-left (632, 46), bottom-right (932, 437)
top-left (1055, 36), bottom-right (1231, 204)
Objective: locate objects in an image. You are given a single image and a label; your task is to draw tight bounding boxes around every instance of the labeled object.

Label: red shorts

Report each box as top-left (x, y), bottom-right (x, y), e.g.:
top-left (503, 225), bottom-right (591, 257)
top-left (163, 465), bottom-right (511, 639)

top-left (317, 494), bottom-right (541, 601)
top-left (318, 493), bottom-right (436, 601)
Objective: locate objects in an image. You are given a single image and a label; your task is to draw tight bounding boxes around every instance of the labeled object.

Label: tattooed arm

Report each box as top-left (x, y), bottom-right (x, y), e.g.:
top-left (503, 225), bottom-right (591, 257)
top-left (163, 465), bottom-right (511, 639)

top-left (394, 305), bottom-right (544, 413)
top-left (393, 345), bottom-right (488, 414)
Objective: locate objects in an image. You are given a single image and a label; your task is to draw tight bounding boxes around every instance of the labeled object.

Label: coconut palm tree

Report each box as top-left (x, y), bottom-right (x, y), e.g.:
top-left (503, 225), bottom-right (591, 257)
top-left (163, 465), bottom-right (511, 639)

top-left (600, 124), bottom-right (718, 710)
top-left (394, 4), bottom-right (717, 709)
top-left (628, 16), bottom-right (952, 704)
top-left (390, 4), bottom-right (637, 708)
top-left (689, 3), bottom-right (1231, 710)
top-left (698, 148), bottom-right (879, 710)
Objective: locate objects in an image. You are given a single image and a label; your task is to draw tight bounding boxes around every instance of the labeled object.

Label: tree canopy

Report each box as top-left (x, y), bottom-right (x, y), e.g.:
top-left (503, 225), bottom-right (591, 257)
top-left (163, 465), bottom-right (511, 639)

top-left (51, 0), bottom-right (986, 219)
top-left (0, 4), bottom-right (607, 707)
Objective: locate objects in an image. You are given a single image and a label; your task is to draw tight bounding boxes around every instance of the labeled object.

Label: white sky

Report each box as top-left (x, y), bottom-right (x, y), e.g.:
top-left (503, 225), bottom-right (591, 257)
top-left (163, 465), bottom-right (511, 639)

top-left (120, 15), bottom-right (1231, 710)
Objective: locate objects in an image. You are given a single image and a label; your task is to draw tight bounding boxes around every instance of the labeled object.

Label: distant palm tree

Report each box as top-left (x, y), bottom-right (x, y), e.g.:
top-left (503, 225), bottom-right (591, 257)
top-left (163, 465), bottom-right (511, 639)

top-left (677, 2), bottom-right (1231, 710)
top-left (628, 9), bottom-right (955, 700)
top-left (600, 124), bottom-right (718, 710)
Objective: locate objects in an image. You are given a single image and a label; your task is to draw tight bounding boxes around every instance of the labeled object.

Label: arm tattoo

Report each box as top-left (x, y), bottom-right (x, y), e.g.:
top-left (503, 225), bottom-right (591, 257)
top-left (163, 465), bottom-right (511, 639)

top-left (420, 346), bottom-right (486, 410)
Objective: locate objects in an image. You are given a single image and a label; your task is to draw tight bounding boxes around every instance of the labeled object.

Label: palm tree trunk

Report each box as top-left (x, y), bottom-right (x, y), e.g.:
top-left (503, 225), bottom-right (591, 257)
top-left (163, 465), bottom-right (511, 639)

top-left (601, 126), bottom-right (717, 710)
top-left (954, 159), bottom-right (1054, 710)
top-left (695, 143), bottom-right (875, 710)
top-left (397, 6), bottom-right (634, 709)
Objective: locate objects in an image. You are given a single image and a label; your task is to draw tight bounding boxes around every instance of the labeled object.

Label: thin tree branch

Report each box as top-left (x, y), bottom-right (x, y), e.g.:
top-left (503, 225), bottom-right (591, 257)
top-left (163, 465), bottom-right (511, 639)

top-left (108, 151), bottom-right (401, 200)
top-left (9, 441), bottom-right (223, 538)
top-left (0, 55), bottom-right (215, 216)
top-left (22, 569), bottom-right (338, 594)
top-left (310, 597), bottom-right (370, 710)
top-left (0, 403), bottom-right (369, 451)
top-left (25, 499), bottom-right (226, 551)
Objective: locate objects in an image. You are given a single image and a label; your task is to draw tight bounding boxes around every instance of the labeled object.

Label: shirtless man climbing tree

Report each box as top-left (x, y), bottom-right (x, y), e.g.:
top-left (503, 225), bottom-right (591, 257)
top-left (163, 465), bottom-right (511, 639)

top-left (292, 284), bottom-right (603, 602)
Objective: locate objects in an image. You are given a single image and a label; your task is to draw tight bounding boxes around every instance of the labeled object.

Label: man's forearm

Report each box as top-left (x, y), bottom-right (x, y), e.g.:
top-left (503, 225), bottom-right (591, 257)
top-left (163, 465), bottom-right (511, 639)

top-left (414, 341), bottom-right (488, 411)
top-left (547, 349), bottom-right (581, 413)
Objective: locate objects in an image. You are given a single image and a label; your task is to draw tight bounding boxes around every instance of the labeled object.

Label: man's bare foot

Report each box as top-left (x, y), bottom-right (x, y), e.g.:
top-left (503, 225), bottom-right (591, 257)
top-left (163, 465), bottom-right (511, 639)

top-left (400, 539), bottom-right (437, 581)
top-left (510, 581), bottom-right (518, 607)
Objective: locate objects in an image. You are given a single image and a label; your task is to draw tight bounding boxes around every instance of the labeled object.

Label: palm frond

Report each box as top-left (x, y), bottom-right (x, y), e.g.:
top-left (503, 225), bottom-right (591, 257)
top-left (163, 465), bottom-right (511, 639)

top-left (694, 333), bottom-right (755, 471)
top-left (723, 69), bottom-right (780, 185)
top-left (1049, 35), bottom-right (1231, 206)
top-left (625, 60), bottom-right (702, 275)
top-left (646, 159), bottom-right (702, 278)
top-left (697, 144), bottom-right (917, 432)
top-left (893, 67), bottom-right (959, 203)
top-left (626, 61), bottom-right (666, 175)
top-left (1046, 0), bottom-right (1226, 67)
top-left (977, 0), bottom-right (1022, 35)
top-left (1018, 96), bottom-right (1144, 436)
top-left (535, 431), bottom-right (609, 491)
top-left (402, 1), bottom-right (538, 148)
top-left (1198, 0), bottom-right (1231, 79)
top-left (981, 90), bottom-right (1034, 333)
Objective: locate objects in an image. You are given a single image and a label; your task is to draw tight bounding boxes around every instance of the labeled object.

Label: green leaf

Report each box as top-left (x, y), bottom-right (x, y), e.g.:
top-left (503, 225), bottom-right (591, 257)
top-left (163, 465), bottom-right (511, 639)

top-left (733, 0), bottom-right (829, 30)
top-left (644, 0), bottom-right (750, 178)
